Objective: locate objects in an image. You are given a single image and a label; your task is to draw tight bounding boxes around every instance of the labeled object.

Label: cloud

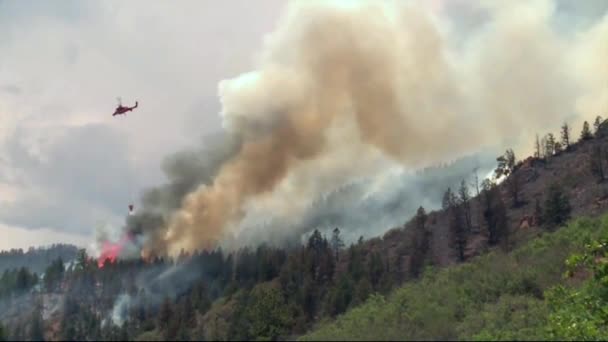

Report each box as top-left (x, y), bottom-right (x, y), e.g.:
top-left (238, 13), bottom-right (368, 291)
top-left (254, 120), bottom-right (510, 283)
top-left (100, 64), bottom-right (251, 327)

top-left (0, 123), bottom-right (133, 234)
top-left (0, 0), bottom-right (283, 242)
top-left (0, 223), bottom-right (90, 251)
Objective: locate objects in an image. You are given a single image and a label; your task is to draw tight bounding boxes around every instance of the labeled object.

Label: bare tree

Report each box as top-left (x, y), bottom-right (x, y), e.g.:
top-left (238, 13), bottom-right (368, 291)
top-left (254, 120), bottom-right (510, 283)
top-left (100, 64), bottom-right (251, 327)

top-left (535, 134), bottom-right (542, 158)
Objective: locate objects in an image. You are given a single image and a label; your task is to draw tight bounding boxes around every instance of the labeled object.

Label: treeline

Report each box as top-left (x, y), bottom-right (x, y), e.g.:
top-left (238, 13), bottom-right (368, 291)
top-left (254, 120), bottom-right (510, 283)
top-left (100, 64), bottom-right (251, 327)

top-left (1, 225), bottom-right (411, 341)
top-left (0, 244), bottom-right (78, 274)
top-left (0, 267), bottom-right (39, 300)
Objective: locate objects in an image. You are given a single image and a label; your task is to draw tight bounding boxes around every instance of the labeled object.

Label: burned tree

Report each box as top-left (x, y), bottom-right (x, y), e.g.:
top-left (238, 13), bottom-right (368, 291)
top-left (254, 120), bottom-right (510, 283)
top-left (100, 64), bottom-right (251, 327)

top-left (535, 134), bottom-right (542, 159)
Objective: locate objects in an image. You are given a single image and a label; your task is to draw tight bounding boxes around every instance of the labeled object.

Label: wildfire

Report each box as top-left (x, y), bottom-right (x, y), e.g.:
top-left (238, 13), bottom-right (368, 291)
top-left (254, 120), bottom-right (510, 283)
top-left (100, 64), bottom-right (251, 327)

top-left (97, 234), bottom-right (133, 268)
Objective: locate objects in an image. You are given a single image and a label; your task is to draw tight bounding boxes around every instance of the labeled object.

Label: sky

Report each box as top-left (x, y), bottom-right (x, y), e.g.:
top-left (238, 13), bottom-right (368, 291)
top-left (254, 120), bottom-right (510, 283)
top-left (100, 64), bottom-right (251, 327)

top-left (0, 0), bottom-right (285, 250)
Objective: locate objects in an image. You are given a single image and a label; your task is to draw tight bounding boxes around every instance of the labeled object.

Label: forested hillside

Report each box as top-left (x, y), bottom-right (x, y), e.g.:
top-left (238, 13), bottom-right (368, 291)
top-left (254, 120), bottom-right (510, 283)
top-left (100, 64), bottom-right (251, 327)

top-left (0, 118), bottom-right (607, 341)
top-left (303, 215), bottom-right (608, 340)
top-left (0, 244), bottom-right (79, 274)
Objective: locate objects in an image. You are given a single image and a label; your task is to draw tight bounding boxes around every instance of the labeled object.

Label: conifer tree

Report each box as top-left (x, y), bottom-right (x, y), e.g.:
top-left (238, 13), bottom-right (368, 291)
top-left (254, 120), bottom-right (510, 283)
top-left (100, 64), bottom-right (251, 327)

top-left (580, 121), bottom-right (593, 141)
top-left (544, 183), bottom-right (572, 227)
top-left (330, 228), bottom-right (345, 259)
top-left (409, 206), bottom-right (430, 278)
top-left (594, 115), bottom-right (603, 135)
top-left (458, 180), bottom-right (472, 232)
top-left (561, 123), bottom-right (570, 150)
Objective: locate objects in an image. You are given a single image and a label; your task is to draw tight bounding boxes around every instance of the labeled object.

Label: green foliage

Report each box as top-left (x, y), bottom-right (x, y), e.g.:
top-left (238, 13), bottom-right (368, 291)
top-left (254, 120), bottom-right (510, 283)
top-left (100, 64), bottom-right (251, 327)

top-left (0, 323), bottom-right (6, 342)
top-left (302, 215), bottom-right (608, 341)
top-left (44, 257), bottom-right (65, 292)
top-left (0, 266), bottom-right (38, 299)
top-left (495, 149), bottom-right (516, 179)
top-left (543, 231), bottom-right (608, 340)
top-left (331, 228), bottom-right (345, 258)
top-left (243, 283), bottom-right (294, 340)
top-left (459, 295), bottom-right (549, 341)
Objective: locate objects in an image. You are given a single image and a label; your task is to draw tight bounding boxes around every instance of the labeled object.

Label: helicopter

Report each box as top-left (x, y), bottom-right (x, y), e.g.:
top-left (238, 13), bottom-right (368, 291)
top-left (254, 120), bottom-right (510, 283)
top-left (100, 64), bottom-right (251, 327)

top-left (112, 97), bottom-right (138, 116)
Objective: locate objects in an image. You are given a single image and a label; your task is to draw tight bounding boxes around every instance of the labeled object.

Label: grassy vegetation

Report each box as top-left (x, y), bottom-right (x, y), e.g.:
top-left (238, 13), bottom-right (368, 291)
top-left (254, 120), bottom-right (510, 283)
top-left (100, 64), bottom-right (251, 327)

top-left (301, 214), bottom-right (608, 341)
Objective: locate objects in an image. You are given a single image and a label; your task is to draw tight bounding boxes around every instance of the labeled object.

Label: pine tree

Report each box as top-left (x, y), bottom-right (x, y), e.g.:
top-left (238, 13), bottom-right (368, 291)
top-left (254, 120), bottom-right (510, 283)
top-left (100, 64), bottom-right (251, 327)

top-left (554, 141), bottom-right (563, 154)
top-left (495, 149), bottom-right (516, 179)
top-left (409, 206), bottom-right (430, 278)
top-left (580, 121), bottom-right (593, 141)
top-left (594, 115), bottom-right (603, 135)
top-left (561, 123), bottom-right (570, 150)
top-left (506, 171), bottom-right (522, 208)
top-left (544, 183), bottom-right (572, 227)
top-left (483, 181), bottom-right (508, 246)
top-left (458, 180), bottom-right (472, 232)
top-left (330, 228), bottom-right (345, 259)
top-left (446, 191), bottom-right (466, 262)
top-left (442, 187), bottom-right (453, 210)
top-left (545, 133), bottom-right (556, 159)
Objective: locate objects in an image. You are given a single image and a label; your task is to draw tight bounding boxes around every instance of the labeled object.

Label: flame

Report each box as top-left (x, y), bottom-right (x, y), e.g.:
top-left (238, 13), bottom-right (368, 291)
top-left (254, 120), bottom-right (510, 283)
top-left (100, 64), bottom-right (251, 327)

top-left (97, 234), bottom-right (133, 268)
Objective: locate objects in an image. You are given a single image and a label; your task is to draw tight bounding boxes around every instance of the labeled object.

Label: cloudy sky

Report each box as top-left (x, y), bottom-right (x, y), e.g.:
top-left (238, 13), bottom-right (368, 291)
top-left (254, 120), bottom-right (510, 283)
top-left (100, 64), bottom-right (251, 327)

top-left (0, 0), bottom-right (285, 250)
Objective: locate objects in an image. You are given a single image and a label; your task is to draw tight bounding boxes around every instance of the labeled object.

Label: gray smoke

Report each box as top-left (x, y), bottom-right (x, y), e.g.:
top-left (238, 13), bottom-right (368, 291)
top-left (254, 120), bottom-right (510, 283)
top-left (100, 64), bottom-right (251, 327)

top-left (116, 0), bottom-right (606, 256)
top-left (123, 132), bottom-right (240, 257)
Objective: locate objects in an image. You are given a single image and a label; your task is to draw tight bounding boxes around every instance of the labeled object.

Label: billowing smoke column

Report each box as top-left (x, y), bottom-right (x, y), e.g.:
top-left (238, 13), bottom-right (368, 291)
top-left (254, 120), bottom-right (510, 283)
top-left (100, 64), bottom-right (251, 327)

top-left (124, 0), bottom-right (607, 257)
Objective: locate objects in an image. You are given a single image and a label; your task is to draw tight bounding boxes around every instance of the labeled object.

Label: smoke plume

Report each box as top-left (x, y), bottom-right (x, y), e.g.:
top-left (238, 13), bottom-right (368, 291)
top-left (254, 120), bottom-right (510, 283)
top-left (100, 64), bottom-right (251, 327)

top-left (126, 0), bottom-right (607, 256)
